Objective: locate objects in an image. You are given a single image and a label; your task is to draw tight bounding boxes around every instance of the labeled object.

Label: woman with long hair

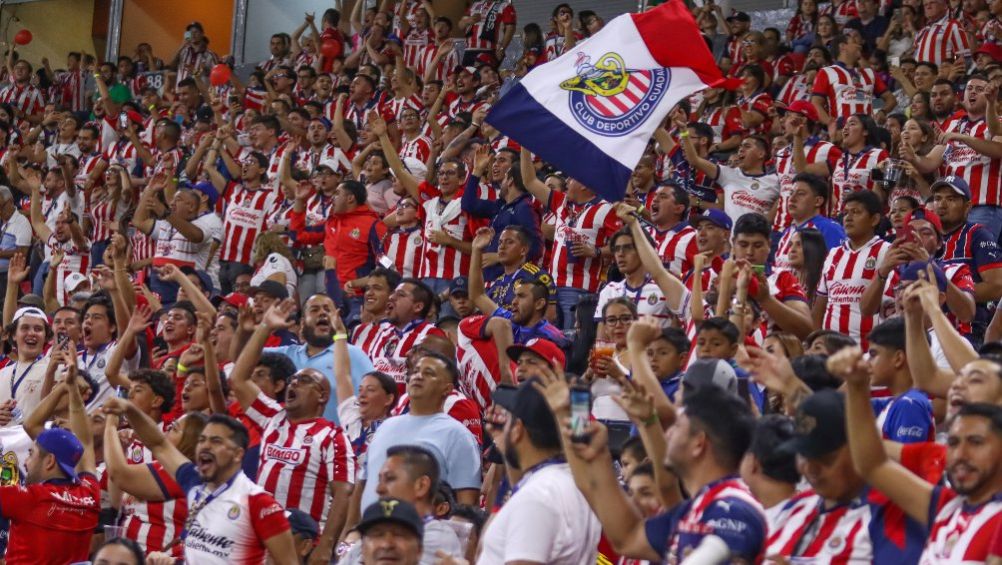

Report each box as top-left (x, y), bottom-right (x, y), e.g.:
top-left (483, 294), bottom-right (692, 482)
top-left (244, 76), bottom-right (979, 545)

top-left (105, 409), bottom-right (209, 556)
top-left (812, 14), bottom-right (839, 52)
top-left (788, 0), bottom-right (819, 50)
top-left (87, 164), bottom-right (134, 266)
top-left (829, 114), bottom-right (889, 214)
top-left (250, 230), bottom-right (298, 299)
top-left (891, 118), bottom-right (936, 200)
top-left (909, 90), bottom-right (933, 121)
top-left (888, 194), bottom-right (921, 241)
top-left (588, 298), bottom-right (638, 424)
top-left (877, 4), bottom-right (918, 58)
top-left (787, 228), bottom-right (827, 306)
top-left (520, 23), bottom-right (546, 70)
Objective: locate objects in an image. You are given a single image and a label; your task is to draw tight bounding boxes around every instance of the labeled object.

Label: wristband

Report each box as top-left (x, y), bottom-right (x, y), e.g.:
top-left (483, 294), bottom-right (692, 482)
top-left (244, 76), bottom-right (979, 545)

top-left (333, 333), bottom-right (348, 342)
top-left (643, 412), bottom-right (658, 427)
top-left (176, 363), bottom-right (188, 374)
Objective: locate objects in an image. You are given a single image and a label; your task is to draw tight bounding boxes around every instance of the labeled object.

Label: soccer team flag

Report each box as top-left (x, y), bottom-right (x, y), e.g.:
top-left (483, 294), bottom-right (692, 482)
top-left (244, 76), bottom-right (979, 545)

top-left (486, 0), bottom-right (724, 203)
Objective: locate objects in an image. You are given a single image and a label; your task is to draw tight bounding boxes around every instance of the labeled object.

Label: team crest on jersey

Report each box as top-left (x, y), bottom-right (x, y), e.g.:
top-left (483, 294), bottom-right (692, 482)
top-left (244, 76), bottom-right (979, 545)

top-left (647, 293), bottom-right (657, 305)
top-left (864, 257), bottom-right (876, 270)
top-left (751, 182), bottom-right (760, 191)
top-left (384, 337), bottom-right (399, 357)
top-left (413, 235), bottom-right (423, 246)
top-left (560, 52), bottom-right (671, 137)
top-left (303, 435), bottom-right (313, 445)
top-left (351, 228), bottom-right (361, 240)
top-left (228, 504), bottom-right (241, 520)
top-left (129, 445), bottom-right (144, 463)
top-left (827, 535), bottom-right (845, 552)
top-left (97, 358), bottom-right (106, 369)
top-left (0, 451), bottom-right (19, 486)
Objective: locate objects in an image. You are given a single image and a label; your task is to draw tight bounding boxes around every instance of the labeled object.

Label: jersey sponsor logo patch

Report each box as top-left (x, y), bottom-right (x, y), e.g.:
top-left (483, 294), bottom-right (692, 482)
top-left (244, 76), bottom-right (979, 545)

top-left (264, 444), bottom-right (307, 465)
top-left (560, 52), bottom-right (671, 137)
top-left (897, 425), bottom-right (926, 438)
top-left (260, 502), bottom-right (284, 520)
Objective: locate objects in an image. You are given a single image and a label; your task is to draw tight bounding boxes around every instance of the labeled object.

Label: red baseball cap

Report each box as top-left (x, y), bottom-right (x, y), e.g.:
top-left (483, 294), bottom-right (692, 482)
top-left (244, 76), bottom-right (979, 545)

top-left (975, 43), bottom-right (1002, 63)
top-left (506, 338), bottom-right (565, 369)
top-left (782, 100), bottom-right (819, 123)
top-left (222, 292), bottom-right (249, 308)
top-left (904, 207), bottom-right (943, 236)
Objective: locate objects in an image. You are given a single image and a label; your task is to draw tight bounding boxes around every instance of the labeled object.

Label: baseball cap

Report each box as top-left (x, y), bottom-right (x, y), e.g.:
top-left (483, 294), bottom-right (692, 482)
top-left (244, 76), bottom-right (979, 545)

top-left (448, 277), bottom-right (469, 297)
top-left (780, 100), bottom-right (819, 123)
top-left (316, 157), bottom-right (348, 176)
top-left (903, 207), bottom-right (943, 236)
top-left (221, 292), bottom-right (249, 308)
top-left (64, 272), bottom-right (90, 293)
top-left (898, 260), bottom-right (948, 292)
top-left (682, 358), bottom-right (738, 395)
top-left (975, 43), bottom-right (1002, 63)
top-left (506, 337), bottom-right (566, 369)
top-left (492, 377), bottom-right (561, 447)
top-left (0, 185), bottom-right (13, 202)
top-left (182, 181), bottom-right (219, 208)
top-left (36, 428), bottom-right (84, 481)
top-left (454, 65), bottom-right (478, 77)
top-left (726, 10), bottom-right (751, 22)
top-left (287, 509), bottom-right (319, 539)
top-left (12, 306), bottom-right (49, 326)
top-left (779, 389), bottom-right (847, 459)
top-left (358, 498), bottom-right (424, 539)
top-left (180, 266), bottom-right (215, 295)
top-left (692, 208), bottom-right (733, 231)
top-left (16, 294), bottom-right (44, 309)
top-left (195, 105), bottom-right (214, 123)
top-left (250, 279), bottom-right (289, 300)
top-left (930, 175), bottom-right (971, 201)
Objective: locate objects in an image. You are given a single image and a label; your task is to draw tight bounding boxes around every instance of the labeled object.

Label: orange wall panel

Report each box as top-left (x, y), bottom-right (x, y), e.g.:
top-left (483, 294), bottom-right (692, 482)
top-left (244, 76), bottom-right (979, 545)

top-left (120, 0), bottom-right (233, 63)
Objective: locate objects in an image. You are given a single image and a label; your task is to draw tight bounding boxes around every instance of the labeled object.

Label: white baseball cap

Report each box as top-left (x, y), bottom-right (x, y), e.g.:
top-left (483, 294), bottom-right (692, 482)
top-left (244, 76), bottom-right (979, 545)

top-left (64, 272), bottom-right (90, 293)
top-left (12, 306), bottom-right (49, 325)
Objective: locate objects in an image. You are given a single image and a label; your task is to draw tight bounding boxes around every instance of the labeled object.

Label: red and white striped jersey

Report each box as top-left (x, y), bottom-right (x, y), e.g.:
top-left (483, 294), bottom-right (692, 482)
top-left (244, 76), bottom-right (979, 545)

top-left (651, 222), bottom-right (697, 277)
top-left (402, 27), bottom-right (434, 69)
top-left (773, 139), bottom-right (842, 231)
top-left (121, 461), bottom-right (187, 555)
top-left (812, 64), bottom-right (888, 123)
top-left (766, 490), bottom-right (874, 562)
top-left (979, 17), bottom-right (1002, 46)
top-left (544, 30), bottom-right (583, 61)
top-left (419, 196), bottom-right (475, 279)
top-left (456, 316), bottom-right (504, 412)
top-left (296, 144), bottom-right (351, 176)
top-left (920, 487), bottom-right (1002, 564)
top-left (0, 83), bottom-right (44, 118)
top-left (75, 151), bottom-right (104, 190)
top-left (244, 393), bottom-right (356, 525)
top-left (352, 321), bottom-right (388, 358)
top-left (131, 230), bottom-right (154, 265)
top-left (381, 226), bottom-right (425, 278)
top-left (777, 72), bottom-right (814, 107)
top-left (820, 0), bottom-right (859, 25)
top-left (145, 146), bottom-right (183, 180)
top-left (48, 234), bottom-right (90, 306)
top-left (830, 147), bottom-right (887, 215)
top-left (726, 34), bottom-right (747, 68)
top-left (818, 237), bottom-right (890, 347)
top-left (257, 54), bottom-right (293, 73)
top-left (464, 0), bottom-right (516, 52)
top-left (698, 106), bottom-right (728, 143)
top-left (104, 138), bottom-right (139, 174)
top-left (417, 43), bottom-right (460, 83)
top-left (219, 184), bottom-right (280, 263)
top-left (941, 117), bottom-right (1002, 206)
top-left (87, 196), bottom-right (122, 243)
top-left (913, 16), bottom-right (971, 64)
top-left (786, 14), bottom-right (815, 43)
top-left (175, 46), bottom-right (219, 82)
top-left (548, 191), bottom-right (621, 292)
top-left (56, 69), bottom-right (87, 113)
top-left (447, 96), bottom-right (488, 121)
top-left (383, 94), bottom-right (424, 123)
top-left (400, 134), bottom-right (432, 163)
top-left (735, 91), bottom-right (773, 136)
top-left (369, 320), bottom-right (447, 390)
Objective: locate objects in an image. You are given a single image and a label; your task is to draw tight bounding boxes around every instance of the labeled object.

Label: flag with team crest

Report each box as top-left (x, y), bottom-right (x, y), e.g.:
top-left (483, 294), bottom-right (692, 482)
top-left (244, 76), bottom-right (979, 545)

top-left (486, 0), bottom-right (723, 203)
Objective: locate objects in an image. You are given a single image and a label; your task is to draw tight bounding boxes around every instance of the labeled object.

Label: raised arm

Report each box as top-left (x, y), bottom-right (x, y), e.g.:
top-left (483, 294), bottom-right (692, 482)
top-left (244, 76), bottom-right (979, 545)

top-left (105, 304), bottom-right (153, 389)
top-left (519, 148), bottom-right (551, 204)
top-left (626, 318), bottom-right (677, 425)
top-left (469, 227), bottom-right (500, 314)
top-left (157, 264), bottom-right (217, 318)
top-left (230, 299), bottom-right (298, 410)
top-left (615, 204), bottom-right (689, 314)
top-left (64, 351), bottom-right (96, 476)
top-left (196, 312), bottom-right (226, 415)
top-left (374, 113), bottom-right (422, 200)
top-left (103, 413), bottom-right (169, 501)
top-left (331, 309), bottom-right (355, 408)
top-left (828, 346), bottom-right (935, 525)
top-left (3, 253), bottom-right (27, 328)
top-left (102, 397), bottom-right (189, 479)
top-left (26, 169), bottom-right (52, 240)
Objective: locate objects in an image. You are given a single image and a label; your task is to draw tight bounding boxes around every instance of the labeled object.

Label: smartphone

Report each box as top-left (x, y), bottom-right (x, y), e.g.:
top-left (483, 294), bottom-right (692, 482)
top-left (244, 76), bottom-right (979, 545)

top-left (752, 264), bottom-right (766, 275)
top-left (118, 112), bottom-right (129, 129)
top-left (57, 332), bottom-right (69, 349)
top-left (889, 56), bottom-right (901, 67)
top-left (184, 30), bottom-right (192, 42)
top-left (570, 382), bottom-right (592, 444)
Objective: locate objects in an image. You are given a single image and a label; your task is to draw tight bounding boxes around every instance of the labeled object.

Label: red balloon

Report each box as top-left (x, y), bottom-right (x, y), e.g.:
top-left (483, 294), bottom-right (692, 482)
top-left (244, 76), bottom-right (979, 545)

top-left (209, 63), bottom-right (231, 87)
top-left (13, 29), bottom-right (31, 46)
top-left (320, 38), bottom-right (340, 59)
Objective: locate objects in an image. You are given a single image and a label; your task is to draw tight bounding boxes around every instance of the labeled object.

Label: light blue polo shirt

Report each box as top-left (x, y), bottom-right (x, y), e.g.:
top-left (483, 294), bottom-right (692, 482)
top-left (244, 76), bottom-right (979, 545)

top-left (263, 342), bottom-right (375, 424)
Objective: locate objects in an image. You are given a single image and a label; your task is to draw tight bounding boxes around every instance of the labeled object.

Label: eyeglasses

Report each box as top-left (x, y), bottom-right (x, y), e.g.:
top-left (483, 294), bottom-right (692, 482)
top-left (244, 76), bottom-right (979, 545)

top-left (603, 316), bottom-right (636, 326)
top-left (440, 169), bottom-right (460, 177)
top-left (290, 372), bottom-right (325, 387)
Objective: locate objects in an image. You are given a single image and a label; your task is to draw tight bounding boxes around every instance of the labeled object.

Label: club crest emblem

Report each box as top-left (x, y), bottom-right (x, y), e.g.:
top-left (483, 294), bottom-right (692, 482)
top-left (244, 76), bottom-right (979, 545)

top-left (560, 52), bottom-right (671, 137)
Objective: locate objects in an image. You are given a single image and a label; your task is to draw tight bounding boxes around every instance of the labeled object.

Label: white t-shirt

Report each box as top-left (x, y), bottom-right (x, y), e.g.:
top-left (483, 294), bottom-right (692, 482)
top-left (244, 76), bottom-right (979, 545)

top-left (0, 356), bottom-right (51, 421)
top-left (251, 252), bottom-right (298, 297)
top-left (715, 165), bottom-right (780, 222)
top-left (595, 278), bottom-right (671, 325)
top-left (0, 211), bottom-right (32, 272)
top-left (151, 212), bottom-right (223, 269)
top-left (478, 463), bottom-right (600, 565)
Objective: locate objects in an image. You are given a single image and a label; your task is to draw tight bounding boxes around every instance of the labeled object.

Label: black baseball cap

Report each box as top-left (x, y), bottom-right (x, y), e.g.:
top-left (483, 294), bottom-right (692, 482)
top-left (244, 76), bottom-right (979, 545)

top-left (779, 389), bottom-right (847, 459)
top-left (726, 11), bottom-right (751, 22)
top-left (358, 498), bottom-right (424, 539)
top-left (449, 277), bottom-right (469, 297)
top-left (492, 378), bottom-right (561, 447)
top-left (287, 509), bottom-right (319, 539)
top-left (250, 279), bottom-right (289, 300)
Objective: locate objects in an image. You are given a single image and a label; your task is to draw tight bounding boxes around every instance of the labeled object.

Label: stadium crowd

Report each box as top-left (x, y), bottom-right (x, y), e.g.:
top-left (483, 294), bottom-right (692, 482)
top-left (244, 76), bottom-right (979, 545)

top-left (0, 0), bottom-right (1002, 563)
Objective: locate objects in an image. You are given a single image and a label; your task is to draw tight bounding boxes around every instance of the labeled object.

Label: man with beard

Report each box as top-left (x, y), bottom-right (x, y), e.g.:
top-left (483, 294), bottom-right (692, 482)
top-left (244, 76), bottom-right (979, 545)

top-left (930, 79), bottom-right (964, 128)
top-left (477, 375), bottom-right (601, 564)
top-left (263, 293), bottom-right (375, 424)
top-left (231, 299), bottom-right (355, 565)
top-left (0, 307), bottom-right (54, 420)
top-left (537, 368), bottom-right (767, 563)
top-left (0, 59), bottom-right (44, 125)
top-left (446, 66), bottom-right (486, 120)
top-left (646, 182), bottom-right (697, 278)
top-left (357, 351), bottom-right (481, 514)
top-left (835, 346), bottom-right (1002, 563)
top-left (296, 116), bottom-right (351, 176)
top-left (101, 400), bottom-right (297, 564)
top-left (474, 225), bottom-right (551, 314)
top-left (367, 279), bottom-right (447, 390)
top-left (0, 357), bottom-right (99, 563)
